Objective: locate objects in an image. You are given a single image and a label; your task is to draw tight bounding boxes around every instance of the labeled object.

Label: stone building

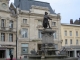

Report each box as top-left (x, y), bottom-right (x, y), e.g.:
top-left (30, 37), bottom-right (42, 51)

top-left (61, 23), bottom-right (80, 57)
top-left (0, 0), bottom-right (16, 59)
top-left (0, 0), bottom-right (61, 59)
top-left (14, 0), bottom-right (61, 58)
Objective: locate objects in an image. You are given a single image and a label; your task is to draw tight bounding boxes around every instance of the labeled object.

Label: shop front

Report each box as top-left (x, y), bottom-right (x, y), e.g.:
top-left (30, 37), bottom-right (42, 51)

top-left (63, 46), bottom-right (80, 57)
top-left (0, 45), bottom-right (15, 59)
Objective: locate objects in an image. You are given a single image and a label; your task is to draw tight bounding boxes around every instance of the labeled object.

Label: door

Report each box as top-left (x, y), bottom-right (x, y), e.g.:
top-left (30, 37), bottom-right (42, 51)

top-left (0, 50), bottom-right (5, 58)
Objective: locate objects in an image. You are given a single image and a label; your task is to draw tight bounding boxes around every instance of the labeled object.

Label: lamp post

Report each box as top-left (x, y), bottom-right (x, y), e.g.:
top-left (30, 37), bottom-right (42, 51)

top-left (61, 40), bottom-right (63, 49)
top-left (16, 8), bottom-right (18, 60)
top-left (16, 37), bottom-right (17, 60)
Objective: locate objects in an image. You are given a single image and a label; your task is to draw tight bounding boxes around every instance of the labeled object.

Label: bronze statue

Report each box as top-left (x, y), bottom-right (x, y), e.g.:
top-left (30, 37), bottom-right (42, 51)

top-left (43, 12), bottom-right (52, 29)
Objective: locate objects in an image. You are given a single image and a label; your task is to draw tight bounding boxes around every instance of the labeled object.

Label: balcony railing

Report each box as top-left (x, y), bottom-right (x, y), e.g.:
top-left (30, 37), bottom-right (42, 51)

top-left (0, 27), bottom-right (16, 32)
top-left (0, 42), bottom-right (16, 46)
top-left (1, 27), bottom-right (5, 30)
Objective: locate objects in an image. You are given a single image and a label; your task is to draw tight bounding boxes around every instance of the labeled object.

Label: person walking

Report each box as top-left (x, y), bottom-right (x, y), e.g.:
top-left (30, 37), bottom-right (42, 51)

top-left (77, 52), bottom-right (80, 58)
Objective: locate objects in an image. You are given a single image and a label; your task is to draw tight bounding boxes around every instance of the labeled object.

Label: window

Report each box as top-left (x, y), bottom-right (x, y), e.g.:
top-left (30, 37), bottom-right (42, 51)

top-left (70, 31), bottom-right (72, 36)
top-left (65, 39), bottom-right (67, 44)
top-left (38, 30), bottom-right (42, 38)
top-left (2, 3), bottom-right (6, 8)
top-left (76, 31), bottom-right (78, 36)
top-left (1, 19), bottom-right (5, 27)
top-left (52, 22), bottom-right (56, 26)
top-left (9, 34), bottom-right (13, 42)
top-left (1, 33), bottom-right (5, 41)
top-left (21, 28), bottom-right (28, 38)
top-left (55, 44), bottom-right (58, 49)
top-left (21, 44), bottom-right (28, 54)
top-left (70, 39), bottom-right (72, 44)
top-left (9, 49), bottom-right (14, 55)
top-left (6, 49), bottom-right (14, 58)
top-left (76, 39), bottom-right (78, 45)
top-left (53, 31), bottom-right (57, 39)
top-left (64, 31), bottom-right (67, 36)
top-left (38, 20), bottom-right (42, 25)
top-left (9, 21), bottom-right (13, 28)
top-left (23, 19), bottom-right (27, 24)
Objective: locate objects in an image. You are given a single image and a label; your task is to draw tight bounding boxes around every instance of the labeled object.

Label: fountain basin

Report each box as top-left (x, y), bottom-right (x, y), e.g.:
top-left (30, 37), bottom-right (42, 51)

top-left (28, 55), bottom-right (78, 60)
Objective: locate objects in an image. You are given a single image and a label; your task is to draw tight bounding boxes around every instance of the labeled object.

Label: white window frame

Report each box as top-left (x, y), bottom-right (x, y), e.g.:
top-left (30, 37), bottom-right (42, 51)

top-left (38, 20), bottom-right (42, 26)
top-left (65, 39), bottom-right (67, 45)
top-left (9, 48), bottom-right (14, 55)
top-left (53, 31), bottom-right (57, 39)
top-left (70, 39), bottom-right (72, 44)
top-left (76, 31), bottom-right (78, 37)
top-left (76, 39), bottom-right (78, 45)
top-left (9, 34), bottom-right (13, 42)
top-left (23, 19), bottom-right (27, 24)
top-left (64, 31), bottom-right (67, 36)
top-left (21, 28), bottom-right (28, 38)
top-left (1, 33), bottom-right (5, 41)
top-left (21, 44), bottom-right (28, 54)
top-left (38, 30), bottom-right (42, 39)
top-left (1, 19), bottom-right (5, 27)
top-left (70, 31), bottom-right (72, 36)
top-left (9, 20), bottom-right (13, 28)
top-left (52, 22), bottom-right (56, 26)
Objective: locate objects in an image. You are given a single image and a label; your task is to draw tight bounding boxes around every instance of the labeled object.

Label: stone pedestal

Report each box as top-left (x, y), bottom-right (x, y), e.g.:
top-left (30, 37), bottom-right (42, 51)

top-left (42, 28), bottom-right (54, 43)
top-left (41, 28), bottom-right (57, 55)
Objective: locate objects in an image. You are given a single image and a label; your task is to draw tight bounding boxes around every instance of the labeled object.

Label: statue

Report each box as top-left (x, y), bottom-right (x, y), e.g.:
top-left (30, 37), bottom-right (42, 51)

top-left (31, 49), bottom-right (37, 55)
top-left (43, 12), bottom-right (52, 29)
top-left (59, 47), bottom-right (67, 55)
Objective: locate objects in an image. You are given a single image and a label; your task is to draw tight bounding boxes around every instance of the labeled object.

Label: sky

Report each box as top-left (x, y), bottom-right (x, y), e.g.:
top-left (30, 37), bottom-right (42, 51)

top-left (9, 0), bottom-right (80, 23)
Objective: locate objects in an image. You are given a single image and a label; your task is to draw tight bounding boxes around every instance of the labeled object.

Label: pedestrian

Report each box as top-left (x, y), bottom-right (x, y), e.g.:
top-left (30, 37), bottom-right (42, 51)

top-left (10, 54), bottom-right (13, 60)
top-left (77, 52), bottom-right (80, 58)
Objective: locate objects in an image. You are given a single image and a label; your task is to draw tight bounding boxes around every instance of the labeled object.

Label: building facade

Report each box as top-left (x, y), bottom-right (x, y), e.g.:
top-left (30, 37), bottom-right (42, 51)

top-left (61, 23), bottom-right (80, 57)
top-left (14, 0), bottom-right (61, 59)
top-left (0, 0), bottom-right (61, 59)
top-left (0, 0), bottom-right (17, 59)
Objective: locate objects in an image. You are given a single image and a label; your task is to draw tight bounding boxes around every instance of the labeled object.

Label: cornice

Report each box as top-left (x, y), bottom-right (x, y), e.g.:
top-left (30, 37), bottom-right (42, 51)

top-left (0, 9), bottom-right (10, 13)
top-left (19, 10), bottom-right (61, 20)
top-left (21, 24), bottom-right (30, 27)
top-left (0, 29), bottom-right (16, 33)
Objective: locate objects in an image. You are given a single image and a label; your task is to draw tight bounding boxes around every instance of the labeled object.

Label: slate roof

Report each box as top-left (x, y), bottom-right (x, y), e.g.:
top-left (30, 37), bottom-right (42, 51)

top-left (74, 20), bottom-right (80, 24)
top-left (14, 0), bottom-right (55, 14)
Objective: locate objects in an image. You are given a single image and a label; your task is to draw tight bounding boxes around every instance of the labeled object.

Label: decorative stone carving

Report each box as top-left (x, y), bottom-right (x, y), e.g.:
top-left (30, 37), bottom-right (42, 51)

top-left (6, 17), bottom-right (9, 20)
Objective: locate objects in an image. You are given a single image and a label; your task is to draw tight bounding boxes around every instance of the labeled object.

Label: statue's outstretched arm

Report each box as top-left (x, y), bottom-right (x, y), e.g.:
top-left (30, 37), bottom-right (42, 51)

top-left (48, 17), bottom-right (52, 20)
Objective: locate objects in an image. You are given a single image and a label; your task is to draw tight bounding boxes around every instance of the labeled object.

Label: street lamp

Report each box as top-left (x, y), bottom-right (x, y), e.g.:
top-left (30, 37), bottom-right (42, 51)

top-left (16, 8), bottom-right (18, 60)
top-left (16, 36), bottom-right (17, 60)
top-left (61, 40), bottom-right (63, 49)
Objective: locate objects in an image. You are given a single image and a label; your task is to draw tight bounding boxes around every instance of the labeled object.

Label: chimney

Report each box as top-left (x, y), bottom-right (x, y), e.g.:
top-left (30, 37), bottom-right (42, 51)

top-left (70, 19), bottom-right (73, 24)
top-left (79, 18), bottom-right (80, 24)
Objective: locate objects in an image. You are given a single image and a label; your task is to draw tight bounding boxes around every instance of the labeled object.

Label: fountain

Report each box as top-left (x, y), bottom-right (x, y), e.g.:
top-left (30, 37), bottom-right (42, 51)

top-left (28, 29), bottom-right (78, 60)
top-left (28, 12), bottom-right (78, 60)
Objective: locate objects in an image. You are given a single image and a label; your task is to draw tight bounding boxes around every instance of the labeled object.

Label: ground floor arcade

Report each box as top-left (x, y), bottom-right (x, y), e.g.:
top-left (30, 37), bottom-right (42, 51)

top-left (63, 46), bottom-right (80, 57)
top-left (0, 45), bottom-right (16, 59)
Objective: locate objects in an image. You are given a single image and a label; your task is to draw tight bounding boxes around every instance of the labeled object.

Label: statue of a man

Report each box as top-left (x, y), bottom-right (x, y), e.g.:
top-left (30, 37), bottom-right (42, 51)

top-left (43, 12), bottom-right (52, 29)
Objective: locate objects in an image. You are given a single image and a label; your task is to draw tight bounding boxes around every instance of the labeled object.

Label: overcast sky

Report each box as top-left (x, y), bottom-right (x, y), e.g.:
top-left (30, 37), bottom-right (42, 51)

top-left (9, 0), bottom-right (80, 23)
